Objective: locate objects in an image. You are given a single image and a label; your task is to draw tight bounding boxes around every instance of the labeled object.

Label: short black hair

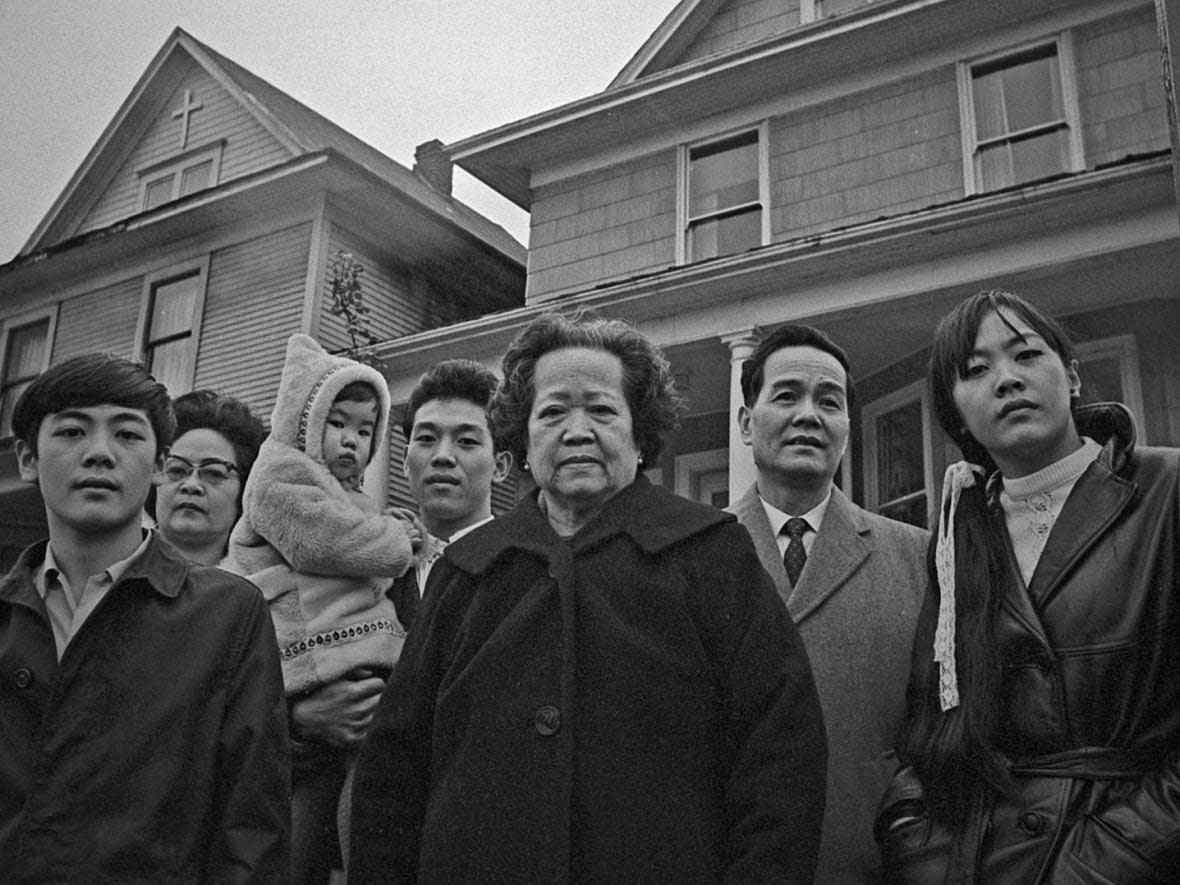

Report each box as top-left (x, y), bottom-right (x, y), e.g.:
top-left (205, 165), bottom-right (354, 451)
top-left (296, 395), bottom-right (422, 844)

top-left (334, 380), bottom-right (380, 406)
top-left (401, 359), bottom-right (498, 440)
top-left (12, 353), bottom-right (175, 456)
top-left (740, 324), bottom-right (855, 408)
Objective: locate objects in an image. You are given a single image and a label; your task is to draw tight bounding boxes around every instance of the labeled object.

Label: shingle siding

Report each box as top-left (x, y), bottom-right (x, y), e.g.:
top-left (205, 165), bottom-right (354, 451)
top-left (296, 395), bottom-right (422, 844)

top-left (678, 0), bottom-right (802, 63)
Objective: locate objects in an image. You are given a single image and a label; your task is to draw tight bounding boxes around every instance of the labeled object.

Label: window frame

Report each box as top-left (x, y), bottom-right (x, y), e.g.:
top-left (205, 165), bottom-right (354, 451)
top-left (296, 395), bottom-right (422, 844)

top-left (862, 379), bottom-right (933, 528)
top-left (136, 141), bottom-right (224, 211)
top-left (957, 33), bottom-right (1084, 196)
top-left (0, 306), bottom-right (57, 440)
top-left (1076, 333), bottom-right (1145, 430)
top-left (134, 257), bottom-right (210, 395)
top-left (676, 121), bottom-right (770, 265)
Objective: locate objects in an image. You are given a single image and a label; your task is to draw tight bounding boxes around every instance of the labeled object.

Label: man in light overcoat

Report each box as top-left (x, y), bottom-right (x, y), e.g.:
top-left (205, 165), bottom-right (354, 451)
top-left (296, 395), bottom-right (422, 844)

top-left (728, 324), bottom-right (928, 885)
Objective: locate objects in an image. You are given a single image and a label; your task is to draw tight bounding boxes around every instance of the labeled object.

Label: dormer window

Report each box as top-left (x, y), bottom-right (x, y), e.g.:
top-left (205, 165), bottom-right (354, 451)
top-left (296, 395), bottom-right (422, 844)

top-left (137, 143), bottom-right (223, 211)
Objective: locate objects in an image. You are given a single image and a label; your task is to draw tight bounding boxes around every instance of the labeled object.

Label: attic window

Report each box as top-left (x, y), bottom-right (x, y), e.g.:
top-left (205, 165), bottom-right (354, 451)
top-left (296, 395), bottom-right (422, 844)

top-left (137, 142), bottom-right (223, 211)
top-left (679, 124), bottom-right (768, 264)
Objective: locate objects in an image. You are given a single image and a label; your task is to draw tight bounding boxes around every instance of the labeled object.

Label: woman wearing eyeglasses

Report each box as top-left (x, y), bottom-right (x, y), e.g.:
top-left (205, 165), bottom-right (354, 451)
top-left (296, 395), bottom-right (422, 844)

top-left (150, 389), bottom-right (265, 566)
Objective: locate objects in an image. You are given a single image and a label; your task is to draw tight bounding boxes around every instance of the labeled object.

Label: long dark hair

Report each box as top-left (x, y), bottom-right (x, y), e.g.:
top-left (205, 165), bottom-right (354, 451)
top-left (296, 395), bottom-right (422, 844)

top-left (902, 289), bottom-right (1082, 820)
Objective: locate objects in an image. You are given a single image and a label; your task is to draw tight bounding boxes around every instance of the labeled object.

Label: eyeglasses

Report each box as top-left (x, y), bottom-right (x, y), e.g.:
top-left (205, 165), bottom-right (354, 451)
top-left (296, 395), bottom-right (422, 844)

top-left (162, 454), bottom-right (241, 486)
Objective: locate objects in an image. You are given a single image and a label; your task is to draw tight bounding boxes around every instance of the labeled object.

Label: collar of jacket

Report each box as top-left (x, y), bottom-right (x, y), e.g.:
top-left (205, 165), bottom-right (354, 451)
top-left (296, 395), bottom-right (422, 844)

top-left (0, 532), bottom-right (192, 607)
top-left (985, 401), bottom-right (1136, 501)
top-left (447, 474), bottom-right (731, 576)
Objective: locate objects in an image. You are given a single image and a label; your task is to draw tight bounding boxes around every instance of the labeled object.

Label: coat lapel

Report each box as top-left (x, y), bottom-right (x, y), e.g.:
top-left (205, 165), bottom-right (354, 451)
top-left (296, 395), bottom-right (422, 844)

top-left (729, 485), bottom-right (790, 602)
top-left (1025, 459), bottom-right (1136, 609)
top-left (790, 487), bottom-right (871, 623)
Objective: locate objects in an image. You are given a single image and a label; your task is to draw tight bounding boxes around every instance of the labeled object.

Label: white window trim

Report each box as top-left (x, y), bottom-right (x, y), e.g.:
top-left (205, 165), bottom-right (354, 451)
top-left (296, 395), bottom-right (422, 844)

top-left (956, 32), bottom-right (1084, 196)
top-left (136, 141), bottom-right (224, 211)
top-left (675, 447), bottom-right (729, 502)
top-left (0, 305), bottom-right (58, 436)
top-left (134, 256), bottom-right (211, 395)
top-left (801, 0), bottom-right (819, 23)
top-left (862, 379), bottom-right (933, 523)
top-left (1077, 333), bottom-right (1145, 430)
top-left (676, 121), bottom-right (770, 265)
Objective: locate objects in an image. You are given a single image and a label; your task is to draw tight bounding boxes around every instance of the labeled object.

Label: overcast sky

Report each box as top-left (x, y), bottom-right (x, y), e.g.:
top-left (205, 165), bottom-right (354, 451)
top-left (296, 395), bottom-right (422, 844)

top-left (0, 0), bottom-right (676, 261)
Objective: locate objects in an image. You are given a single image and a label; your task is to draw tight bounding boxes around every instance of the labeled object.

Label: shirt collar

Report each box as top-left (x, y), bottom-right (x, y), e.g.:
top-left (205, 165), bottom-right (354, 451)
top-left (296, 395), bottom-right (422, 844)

top-left (446, 514), bottom-right (494, 544)
top-left (35, 530), bottom-right (154, 601)
top-left (759, 488), bottom-right (833, 537)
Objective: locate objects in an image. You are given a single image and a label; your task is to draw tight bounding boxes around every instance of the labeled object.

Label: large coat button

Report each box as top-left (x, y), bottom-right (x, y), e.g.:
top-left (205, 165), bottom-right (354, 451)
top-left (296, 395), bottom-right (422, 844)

top-left (534, 705), bottom-right (561, 736)
top-left (1018, 811), bottom-right (1046, 836)
top-left (13, 668), bottom-right (32, 689)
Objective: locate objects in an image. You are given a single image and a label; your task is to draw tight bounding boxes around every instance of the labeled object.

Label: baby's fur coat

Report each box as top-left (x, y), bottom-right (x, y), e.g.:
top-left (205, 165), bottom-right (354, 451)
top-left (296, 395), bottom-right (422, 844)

top-left (227, 334), bottom-right (414, 695)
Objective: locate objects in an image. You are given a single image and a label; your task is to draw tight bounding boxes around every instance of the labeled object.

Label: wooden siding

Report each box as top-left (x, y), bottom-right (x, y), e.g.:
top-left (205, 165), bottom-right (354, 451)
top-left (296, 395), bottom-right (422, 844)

top-left (194, 222), bottom-right (312, 421)
top-left (527, 152), bottom-right (677, 300)
top-left (1076, 6), bottom-right (1171, 168)
top-left (526, 7), bottom-right (1169, 301)
top-left (77, 62), bottom-right (292, 235)
top-left (52, 277), bottom-right (142, 361)
top-left (768, 69), bottom-right (962, 240)
top-left (319, 226), bottom-right (422, 352)
top-left (678, 0), bottom-right (802, 64)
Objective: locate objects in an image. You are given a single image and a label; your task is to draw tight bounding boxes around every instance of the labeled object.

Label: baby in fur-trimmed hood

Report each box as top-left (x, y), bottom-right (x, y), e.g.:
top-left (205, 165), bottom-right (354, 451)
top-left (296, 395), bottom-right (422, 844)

top-left (227, 334), bottom-right (419, 696)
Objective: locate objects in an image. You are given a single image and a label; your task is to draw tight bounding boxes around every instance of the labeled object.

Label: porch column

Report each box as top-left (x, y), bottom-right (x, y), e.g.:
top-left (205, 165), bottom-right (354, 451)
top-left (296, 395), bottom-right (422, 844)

top-left (720, 328), bottom-right (761, 501)
top-left (1158, 0), bottom-right (1180, 222)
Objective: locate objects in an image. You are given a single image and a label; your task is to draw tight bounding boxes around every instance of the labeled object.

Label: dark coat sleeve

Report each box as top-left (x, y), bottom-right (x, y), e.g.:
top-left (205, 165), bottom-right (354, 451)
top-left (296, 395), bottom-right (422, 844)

top-left (348, 561), bottom-right (459, 884)
top-left (208, 587), bottom-right (292, 883)
top-left (693, 521), bottom-right (829, 884)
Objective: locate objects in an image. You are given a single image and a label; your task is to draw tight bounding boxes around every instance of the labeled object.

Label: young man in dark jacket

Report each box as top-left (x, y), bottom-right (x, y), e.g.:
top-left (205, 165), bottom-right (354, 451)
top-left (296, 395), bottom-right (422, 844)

top-left (0, 353), bottom-right (290, 883)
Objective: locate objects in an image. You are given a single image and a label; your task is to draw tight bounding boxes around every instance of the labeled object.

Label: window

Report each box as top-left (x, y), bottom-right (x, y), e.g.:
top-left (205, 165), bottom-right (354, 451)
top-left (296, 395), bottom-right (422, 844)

top-left (958, 36), bottom-right (1083, 194)
top-left (675, 448), bottom-right (730, 509)
top-left (1077, 334), bottom-right (1145, 427)
top-left (679, 124), bottom-right (768, 264)
top-left (137, 143), bottom-right (223, 211)
top-left (0, 312), bottom-right (54, 438)
top-left (863, 381), bottom-right (932, 528)
top-left (137, 260), bottom-right (209, 395)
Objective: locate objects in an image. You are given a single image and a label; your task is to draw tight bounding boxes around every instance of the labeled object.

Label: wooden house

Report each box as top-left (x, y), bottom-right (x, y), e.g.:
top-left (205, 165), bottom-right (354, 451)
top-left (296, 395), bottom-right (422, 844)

top-left (0, 27), bottom-right (526, 562)
top-left (385, 0), bottom-right (1179, 522)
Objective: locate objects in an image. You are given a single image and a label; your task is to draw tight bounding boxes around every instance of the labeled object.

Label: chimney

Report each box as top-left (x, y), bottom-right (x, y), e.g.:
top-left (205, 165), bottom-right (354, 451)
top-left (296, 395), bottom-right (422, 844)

top-left (414, 139), bottom-right (453, 195)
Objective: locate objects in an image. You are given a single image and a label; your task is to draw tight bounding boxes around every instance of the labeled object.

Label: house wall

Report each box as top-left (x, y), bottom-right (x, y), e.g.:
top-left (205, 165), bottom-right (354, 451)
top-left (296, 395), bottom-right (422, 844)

top-left (53, 277), bottom-right (143, 360)
top-left (527, 151), bottom-right (676, 301)
top-left (678, 0), bottom-right (802, 64)
top-left (195, 222), bottom-right (312, 421)
top-left (1075, 6), bottom-right (1171, 167)
top-left (319, 225), bottom-right (422, 352)
top-left (525, 6), bottom-right (1168, 301)
top-left (77, 62), bottom-right (291, 235)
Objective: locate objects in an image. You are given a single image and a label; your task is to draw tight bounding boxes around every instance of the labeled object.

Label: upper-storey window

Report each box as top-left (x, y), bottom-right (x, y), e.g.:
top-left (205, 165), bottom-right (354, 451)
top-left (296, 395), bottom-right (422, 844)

top-left (958, 36), bottom-right (1083, 194)
top-left (0, 311), bottom-right (55, 439)
top-left (138, 143), bottom-right (223, 211)
top-left (137, 260), bottom-right (209, 395)
top-left (678, 124), bottom-right (768, 264)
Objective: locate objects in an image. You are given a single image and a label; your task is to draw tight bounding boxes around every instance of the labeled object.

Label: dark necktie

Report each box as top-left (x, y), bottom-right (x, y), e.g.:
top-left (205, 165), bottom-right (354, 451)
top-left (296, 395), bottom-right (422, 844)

top-left (782, 517), bottom-right (809, 588)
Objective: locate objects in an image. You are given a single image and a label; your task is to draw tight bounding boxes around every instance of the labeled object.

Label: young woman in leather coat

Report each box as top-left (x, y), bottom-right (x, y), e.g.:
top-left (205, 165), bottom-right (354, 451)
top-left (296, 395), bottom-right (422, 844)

top-left (877, 289), bottom-right (1180, 884)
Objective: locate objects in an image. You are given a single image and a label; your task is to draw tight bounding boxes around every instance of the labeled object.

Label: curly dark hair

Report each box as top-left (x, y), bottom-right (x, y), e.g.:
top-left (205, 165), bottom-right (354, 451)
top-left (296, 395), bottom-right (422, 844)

top-left (492, 312), bottom-right (684, 467)
top-left (146, 389), bottom-right (265, 519)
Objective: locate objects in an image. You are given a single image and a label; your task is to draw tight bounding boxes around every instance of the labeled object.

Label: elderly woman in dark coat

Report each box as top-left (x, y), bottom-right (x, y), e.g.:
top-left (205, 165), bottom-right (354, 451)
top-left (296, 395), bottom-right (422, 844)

top-left (349, 312), bottom-right (828, 884)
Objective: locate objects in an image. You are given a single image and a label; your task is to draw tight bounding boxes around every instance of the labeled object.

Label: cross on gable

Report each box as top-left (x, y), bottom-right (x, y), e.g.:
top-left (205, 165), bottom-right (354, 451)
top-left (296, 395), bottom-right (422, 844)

top-left (171, 88), bottom-right (203, 150)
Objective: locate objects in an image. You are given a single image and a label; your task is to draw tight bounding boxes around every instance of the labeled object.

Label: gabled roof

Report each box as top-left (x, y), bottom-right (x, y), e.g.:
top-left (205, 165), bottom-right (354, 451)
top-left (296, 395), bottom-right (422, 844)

top-left (609, 0), bottom-right (729, 87)
top-left (23, 27), bottom-right (522, 261)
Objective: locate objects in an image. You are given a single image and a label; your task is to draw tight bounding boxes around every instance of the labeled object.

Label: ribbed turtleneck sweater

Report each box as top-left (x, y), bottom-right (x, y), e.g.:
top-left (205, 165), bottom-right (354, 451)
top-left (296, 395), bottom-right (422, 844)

top-left (999, 437), bottom-right (1102, 586)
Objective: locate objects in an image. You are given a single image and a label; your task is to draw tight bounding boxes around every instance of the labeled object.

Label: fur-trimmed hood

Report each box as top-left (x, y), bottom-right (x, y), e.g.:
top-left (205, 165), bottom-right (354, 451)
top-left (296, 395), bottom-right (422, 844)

top-left (269, 334), bottom-right (391, 467)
